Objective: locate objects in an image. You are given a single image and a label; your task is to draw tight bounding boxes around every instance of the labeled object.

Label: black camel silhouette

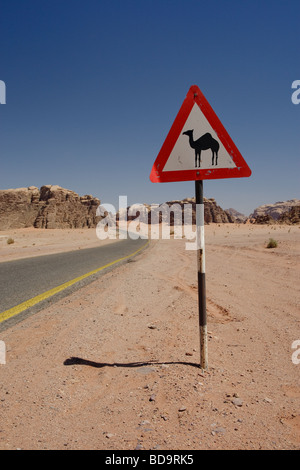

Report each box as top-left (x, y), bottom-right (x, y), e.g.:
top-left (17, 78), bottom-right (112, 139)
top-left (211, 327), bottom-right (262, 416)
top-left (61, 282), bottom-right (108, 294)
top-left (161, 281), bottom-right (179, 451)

top-left (182, 130), bottom-right (219, 168)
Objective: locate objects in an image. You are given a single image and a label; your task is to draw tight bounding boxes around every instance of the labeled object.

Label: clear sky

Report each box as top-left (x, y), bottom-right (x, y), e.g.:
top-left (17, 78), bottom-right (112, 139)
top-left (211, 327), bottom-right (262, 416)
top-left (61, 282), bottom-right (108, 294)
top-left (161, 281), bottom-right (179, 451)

top-left (0, 0), bottom-right (299, 216)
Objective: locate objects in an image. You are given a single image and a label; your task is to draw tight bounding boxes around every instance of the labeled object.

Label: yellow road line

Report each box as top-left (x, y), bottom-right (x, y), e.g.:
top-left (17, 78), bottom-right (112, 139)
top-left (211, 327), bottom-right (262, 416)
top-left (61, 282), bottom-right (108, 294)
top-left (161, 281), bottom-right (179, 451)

top-left (0, 240), bottom-right (149, 325)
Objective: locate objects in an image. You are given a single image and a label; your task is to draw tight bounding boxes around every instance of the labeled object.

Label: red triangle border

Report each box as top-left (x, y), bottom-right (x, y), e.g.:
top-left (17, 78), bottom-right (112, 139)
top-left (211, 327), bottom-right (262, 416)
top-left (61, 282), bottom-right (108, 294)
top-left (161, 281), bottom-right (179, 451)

top-left (150, 85), bottom-right (251, 183)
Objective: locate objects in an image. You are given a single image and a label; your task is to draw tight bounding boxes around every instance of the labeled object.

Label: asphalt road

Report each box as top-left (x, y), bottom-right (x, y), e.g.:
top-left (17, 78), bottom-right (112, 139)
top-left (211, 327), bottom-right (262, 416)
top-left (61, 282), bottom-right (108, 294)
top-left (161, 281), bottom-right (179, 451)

top-left (0, 237), bottom-right (148, 327)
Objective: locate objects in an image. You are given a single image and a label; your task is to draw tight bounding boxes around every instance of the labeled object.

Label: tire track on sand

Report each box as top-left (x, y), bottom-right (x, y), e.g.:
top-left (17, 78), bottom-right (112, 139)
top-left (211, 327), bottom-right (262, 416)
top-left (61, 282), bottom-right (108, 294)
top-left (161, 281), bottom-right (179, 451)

top-left (153, 247), bottom-right (232, 324)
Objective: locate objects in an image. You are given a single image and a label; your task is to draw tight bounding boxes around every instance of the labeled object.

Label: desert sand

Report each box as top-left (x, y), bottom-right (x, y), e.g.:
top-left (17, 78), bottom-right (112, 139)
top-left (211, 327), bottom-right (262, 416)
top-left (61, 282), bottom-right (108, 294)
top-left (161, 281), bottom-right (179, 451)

top-left (0, 227), bottom-right (121, 262)
top-left (0, 223), bottom-right (299, 450)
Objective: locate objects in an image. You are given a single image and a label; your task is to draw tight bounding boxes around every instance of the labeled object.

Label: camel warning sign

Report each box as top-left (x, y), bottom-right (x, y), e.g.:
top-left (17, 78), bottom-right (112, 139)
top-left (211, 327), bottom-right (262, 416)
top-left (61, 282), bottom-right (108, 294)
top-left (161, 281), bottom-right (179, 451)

top-left (150, 85), bottom-right (251, 183)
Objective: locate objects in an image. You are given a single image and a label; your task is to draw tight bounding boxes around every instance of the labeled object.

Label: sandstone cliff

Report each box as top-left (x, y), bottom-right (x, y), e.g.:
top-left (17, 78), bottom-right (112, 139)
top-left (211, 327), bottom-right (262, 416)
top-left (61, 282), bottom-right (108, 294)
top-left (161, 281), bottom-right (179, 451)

top-left (249, 199), bottom-right (300, 225)
top-left (250, 199), bottom-right (300, 220)
top-left (0, 185), bottom-right (101, 230)
top-left (117, 197), bottom-right (235, 225)
top-left (278, 206), bottom-right (300, 224)
top-left (226, 208), bottom-right (247, 223)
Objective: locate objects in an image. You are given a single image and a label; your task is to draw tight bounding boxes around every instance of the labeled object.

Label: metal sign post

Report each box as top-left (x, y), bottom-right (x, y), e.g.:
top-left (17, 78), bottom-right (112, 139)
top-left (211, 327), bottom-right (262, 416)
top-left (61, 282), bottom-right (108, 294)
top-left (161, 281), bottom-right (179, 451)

top-left (195, 180), bottom-right (208, 370)
top-left (150, 85), bottom-right (251, 370)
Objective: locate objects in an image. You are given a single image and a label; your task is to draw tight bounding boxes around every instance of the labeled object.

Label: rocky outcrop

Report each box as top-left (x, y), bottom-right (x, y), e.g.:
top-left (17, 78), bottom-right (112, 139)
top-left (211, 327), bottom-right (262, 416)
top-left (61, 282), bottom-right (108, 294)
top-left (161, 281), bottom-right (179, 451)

top-left (250, 199), bottom-right (300, 220)
top-left (278, 206), bottom-right (300, 224)
top-left (250, 214), bottom-right (277, 225)
top-left (0, 185), bottom-right (101, 230)
top-left (248, 200), bottom-right (300, 225)
top-left (0, 186), bottom-right (41, 229)
top-left (117, 197), bottom-right (235, 225)
top-left (202, 198), bottom-right (235, 224)
top-left (226, 208), bottom-right (247, 223)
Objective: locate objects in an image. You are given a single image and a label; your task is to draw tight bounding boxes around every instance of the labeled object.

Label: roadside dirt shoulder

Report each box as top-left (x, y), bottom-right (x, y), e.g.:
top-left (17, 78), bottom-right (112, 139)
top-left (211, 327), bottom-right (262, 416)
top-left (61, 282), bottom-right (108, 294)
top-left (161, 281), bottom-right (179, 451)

top-left (0, 224), bottom-right (299, 450)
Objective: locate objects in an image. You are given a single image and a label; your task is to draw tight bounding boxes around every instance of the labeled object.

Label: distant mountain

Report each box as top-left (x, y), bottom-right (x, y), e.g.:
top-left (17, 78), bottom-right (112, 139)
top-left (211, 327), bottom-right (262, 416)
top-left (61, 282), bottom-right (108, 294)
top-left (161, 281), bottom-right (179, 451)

top-left (226, 208), bottom-right (247, 223)
top-left (117, 197), bottom-right (236, 225)
top-left (0, 185), bottom-right (101, 230)
top-left (278, 205), bottom-right (300, 224)
top-left (250, 199), bottom-right (300, 221)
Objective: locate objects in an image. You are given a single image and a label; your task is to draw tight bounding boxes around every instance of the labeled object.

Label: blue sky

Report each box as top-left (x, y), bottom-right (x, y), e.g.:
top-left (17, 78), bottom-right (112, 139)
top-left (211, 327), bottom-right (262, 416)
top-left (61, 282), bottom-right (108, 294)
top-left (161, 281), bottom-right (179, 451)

top-left (0, 0), bottom-right (299, 216)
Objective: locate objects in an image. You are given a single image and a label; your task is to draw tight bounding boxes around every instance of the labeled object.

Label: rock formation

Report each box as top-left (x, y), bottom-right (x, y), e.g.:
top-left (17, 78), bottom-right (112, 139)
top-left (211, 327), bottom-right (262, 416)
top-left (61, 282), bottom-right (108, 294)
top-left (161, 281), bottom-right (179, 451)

top-left (250, 199), bottom-right (300, 220)
top-left (226, 208), bottom-right (247, 223)
top-left (250, 214), bottom-right (277, 225)
top-left (117, 197), bottom-right (235, 225)
top-left (278, 206), bottom-right (300, 225)
top-left (0, 185), bottom-right (101, 230)
top-left (249, 200), bottom-right (300, 225)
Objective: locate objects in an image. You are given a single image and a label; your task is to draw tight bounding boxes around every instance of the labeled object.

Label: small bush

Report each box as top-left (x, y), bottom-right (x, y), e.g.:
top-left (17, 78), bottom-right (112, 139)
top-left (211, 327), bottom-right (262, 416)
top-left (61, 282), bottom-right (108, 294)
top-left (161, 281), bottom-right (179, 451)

top-left (6, 237), bottom-right (14, 245)
top-left (267, 238), bottom-right (278, 249)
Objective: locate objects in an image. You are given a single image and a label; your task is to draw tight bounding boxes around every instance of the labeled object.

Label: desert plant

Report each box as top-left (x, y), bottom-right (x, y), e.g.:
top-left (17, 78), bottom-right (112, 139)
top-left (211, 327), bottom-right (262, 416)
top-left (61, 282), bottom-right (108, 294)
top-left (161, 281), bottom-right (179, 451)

top-left (267, 238), bottom-right (278, 249)
top-left (6, 237), bottom-right (14, 245)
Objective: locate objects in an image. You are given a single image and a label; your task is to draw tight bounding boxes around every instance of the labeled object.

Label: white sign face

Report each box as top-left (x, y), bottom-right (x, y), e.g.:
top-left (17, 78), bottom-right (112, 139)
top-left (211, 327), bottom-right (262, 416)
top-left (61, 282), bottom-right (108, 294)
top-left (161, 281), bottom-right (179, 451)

top-left (163, 103), bottom-right (236, 172)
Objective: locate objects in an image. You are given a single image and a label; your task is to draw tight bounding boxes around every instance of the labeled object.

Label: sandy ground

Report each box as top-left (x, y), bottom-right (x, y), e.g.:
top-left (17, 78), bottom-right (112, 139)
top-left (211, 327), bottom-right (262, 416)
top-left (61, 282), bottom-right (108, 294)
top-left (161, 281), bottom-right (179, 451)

top-left (0, 223), bottom-right (299, 450)
top-left (0, 227), bottom-right (121, 262)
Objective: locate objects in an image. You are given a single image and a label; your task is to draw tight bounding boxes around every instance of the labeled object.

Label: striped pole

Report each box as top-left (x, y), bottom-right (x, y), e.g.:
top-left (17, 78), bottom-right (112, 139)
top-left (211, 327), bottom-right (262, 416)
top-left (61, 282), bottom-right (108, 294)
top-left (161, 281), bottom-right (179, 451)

top-left (195, 180), bottom-right (208, 369)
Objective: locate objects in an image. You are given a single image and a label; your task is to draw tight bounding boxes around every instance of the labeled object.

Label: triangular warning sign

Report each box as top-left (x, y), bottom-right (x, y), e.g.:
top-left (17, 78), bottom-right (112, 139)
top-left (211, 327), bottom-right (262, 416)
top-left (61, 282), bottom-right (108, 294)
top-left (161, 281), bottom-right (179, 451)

top-left (150, 85), bottom-right (251, 183)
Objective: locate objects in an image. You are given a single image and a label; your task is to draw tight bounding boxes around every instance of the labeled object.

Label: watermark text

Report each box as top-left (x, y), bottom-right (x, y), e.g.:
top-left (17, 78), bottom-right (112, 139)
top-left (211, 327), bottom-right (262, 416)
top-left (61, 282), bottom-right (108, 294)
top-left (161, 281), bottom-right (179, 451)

top-left (291, 80), bottom-right (300, 105)
top-left (292, 340), bottom-right (300, 365)
top-left (0, 80), bottom-right (6, 104)
top-left (96, 196), bottom-right (202, 250)
top-left (0, 340), bottom-right (6, 365)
